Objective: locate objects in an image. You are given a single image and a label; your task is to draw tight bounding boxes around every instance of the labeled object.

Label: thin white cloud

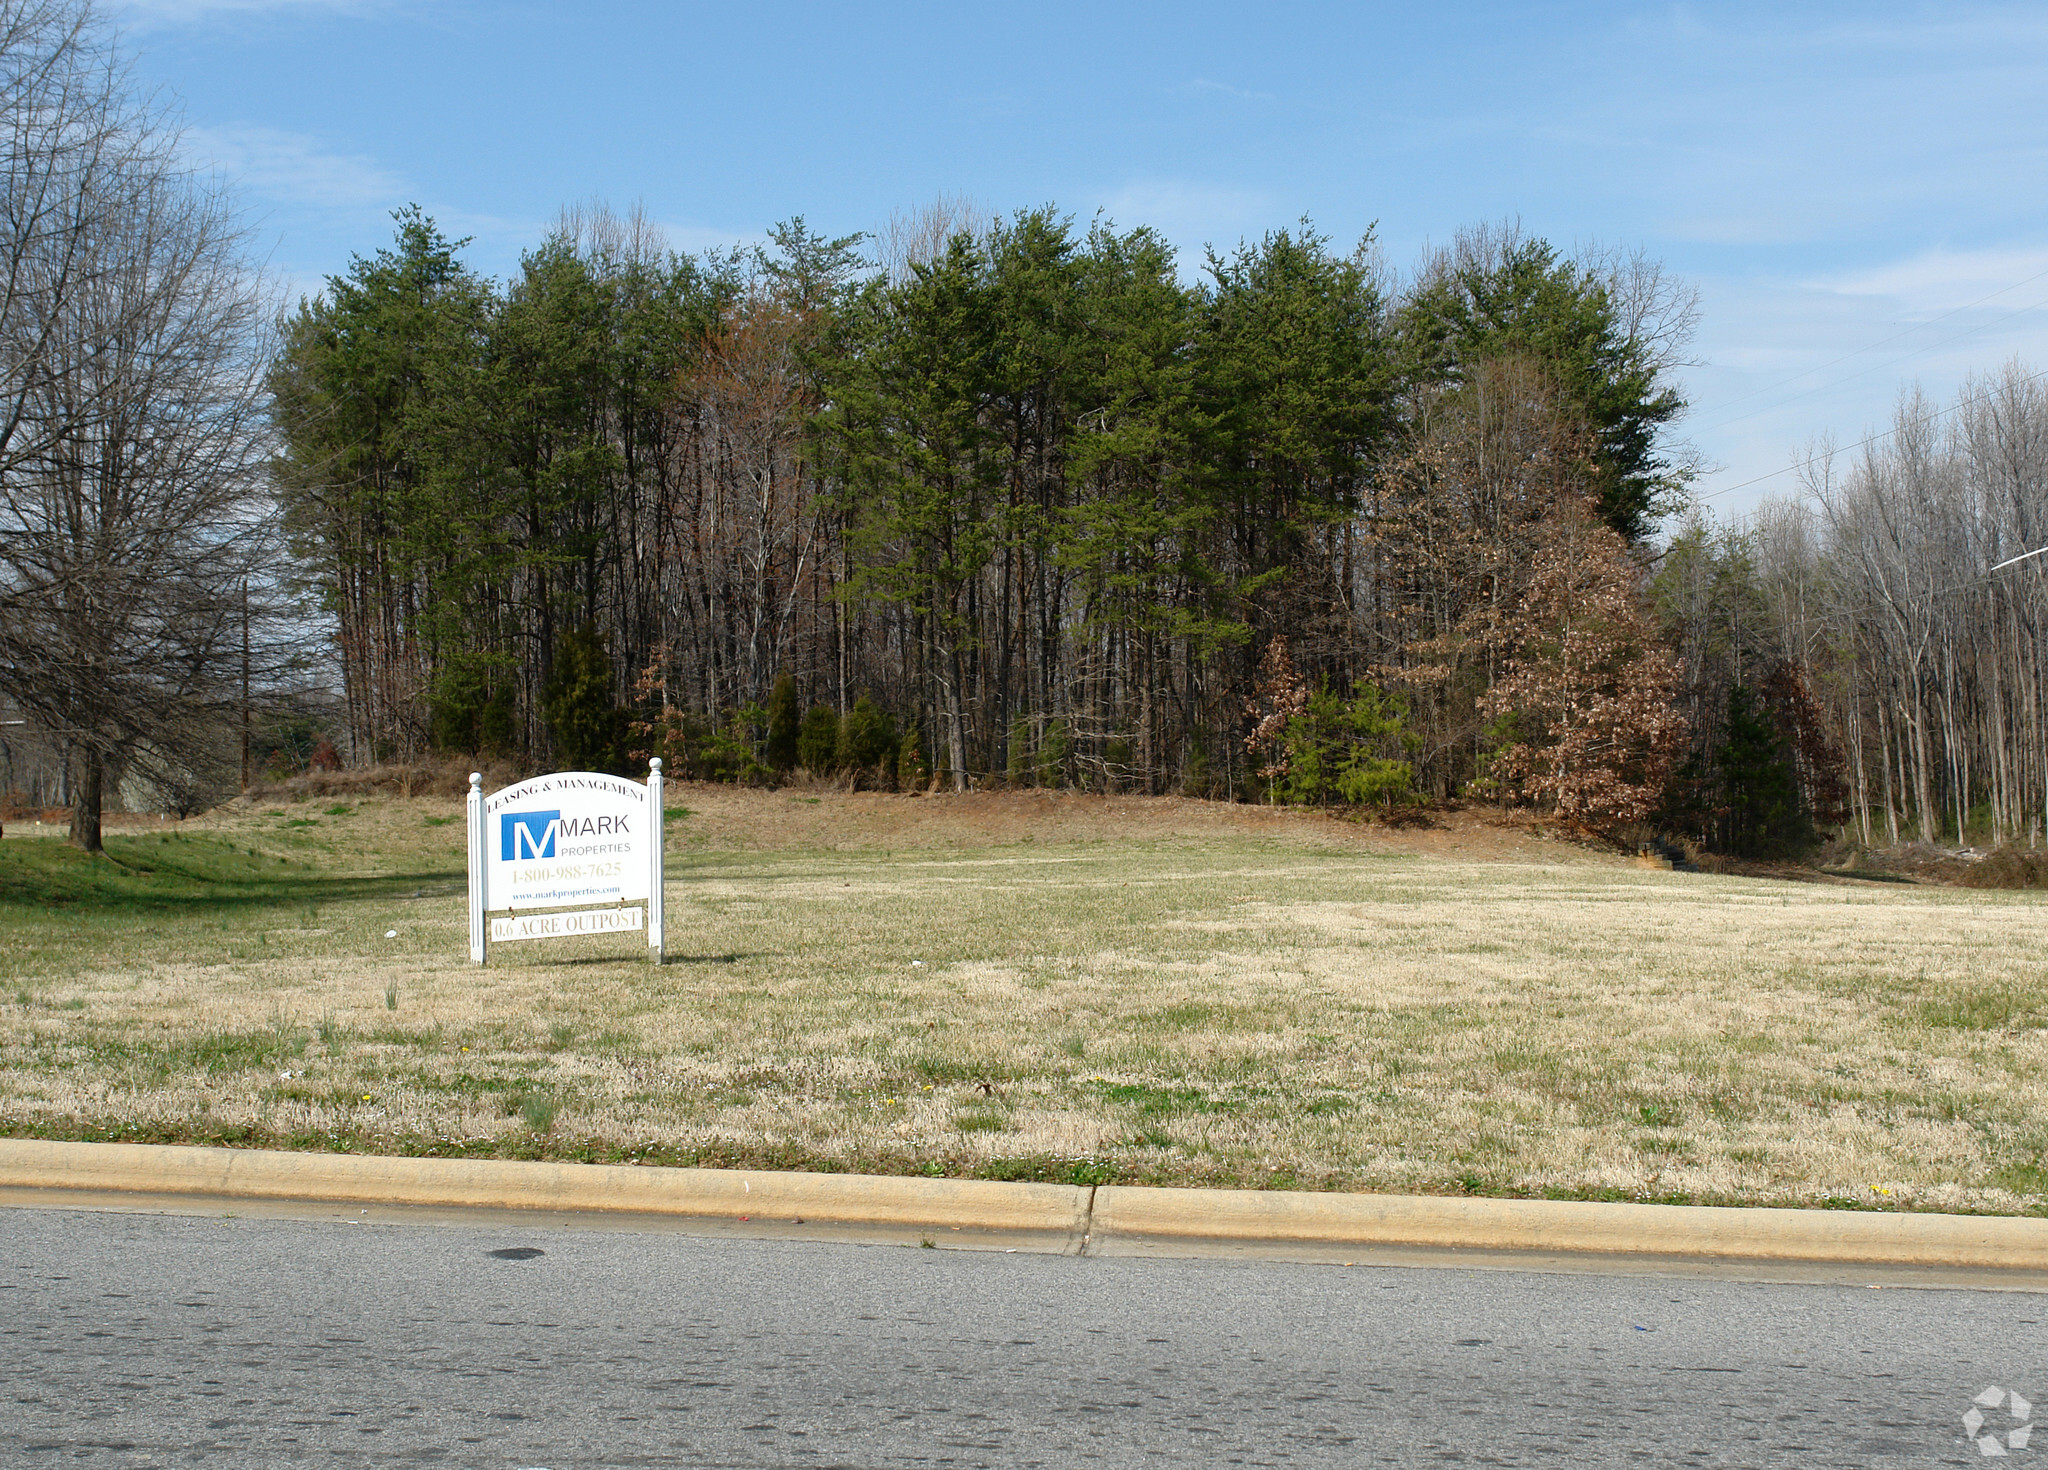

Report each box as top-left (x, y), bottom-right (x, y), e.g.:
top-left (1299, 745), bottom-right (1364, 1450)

top-left (1096, 180), bottom-right (1279, 252)
top-left (185, 123), bottom-right (402, 211)
top-left (1812, 248), bottom-right (2048, 315)
top-left (1186, 78), bottom-right (1274, 103)
top-left (116, 0), bottom-right (378, 24)
top-left (1529, 3), bottom-right (2048, 253)
top-left (1801, 9), bottom-right (2048, 52)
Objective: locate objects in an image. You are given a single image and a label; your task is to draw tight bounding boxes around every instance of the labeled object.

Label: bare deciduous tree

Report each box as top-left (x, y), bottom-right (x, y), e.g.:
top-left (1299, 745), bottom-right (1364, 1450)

top-left (874, 191), bottom-right (989, 284)
top-left (1717, 362), bottom-right (2048, 850)
top-left (0, 0), bottom-right (273, 850)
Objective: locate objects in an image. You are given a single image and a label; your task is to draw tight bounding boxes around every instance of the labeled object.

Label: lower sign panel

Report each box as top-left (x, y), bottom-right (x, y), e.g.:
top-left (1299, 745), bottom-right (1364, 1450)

top-left (490, 906), bottom-right (645, 943)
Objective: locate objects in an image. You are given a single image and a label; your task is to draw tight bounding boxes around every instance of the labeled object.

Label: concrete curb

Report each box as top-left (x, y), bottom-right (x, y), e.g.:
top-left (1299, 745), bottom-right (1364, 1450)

top-left (0, 1140), bottom-right (1089, 1245)
top-left (1089, 1185), bottom-right (2048, 1271)
top-left (4, 1140), bottom-right (2046, 1274)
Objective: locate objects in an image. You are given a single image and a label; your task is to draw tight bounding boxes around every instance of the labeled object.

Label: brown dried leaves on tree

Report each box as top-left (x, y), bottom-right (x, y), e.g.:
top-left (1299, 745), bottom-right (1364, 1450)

top-left (1244, 635), bottom-right (1310, 780)
top-left (1483, 501), bottom-right (1688, 826)
top-left (1371, 359), bottom-right (1687, 821)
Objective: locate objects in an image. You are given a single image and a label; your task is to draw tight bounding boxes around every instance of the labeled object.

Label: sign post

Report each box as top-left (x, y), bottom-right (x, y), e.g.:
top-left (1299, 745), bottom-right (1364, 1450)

top-left (467, 772), bottom-right (488, 964)
top-left (466, 762), bottom-right (665, 965)
top-left (647, 757), bottom-right (664, 963)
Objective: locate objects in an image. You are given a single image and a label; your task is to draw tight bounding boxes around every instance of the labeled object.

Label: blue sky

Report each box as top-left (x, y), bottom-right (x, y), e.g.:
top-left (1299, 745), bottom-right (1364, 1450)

top-left (117, 0), bottom-right (2048, 522)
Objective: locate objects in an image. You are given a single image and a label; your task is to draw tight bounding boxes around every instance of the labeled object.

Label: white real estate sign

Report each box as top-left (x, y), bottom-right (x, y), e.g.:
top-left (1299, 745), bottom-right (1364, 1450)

top-left (466, 761), bottom-right (665, 964)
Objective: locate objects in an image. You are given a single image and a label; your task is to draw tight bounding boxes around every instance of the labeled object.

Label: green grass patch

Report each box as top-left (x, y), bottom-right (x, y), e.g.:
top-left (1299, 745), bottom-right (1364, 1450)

top-left (0, 826), bottom-right (459, 983)
top-left (1920, 986), bottom-right (2042, 1030)
top-left (1092, 1080), bottom-right (1224, 1118)
top-left (909, 1054), bottom-right (1012, 1084)
top-left (0, 833), bottom-right (448, 915)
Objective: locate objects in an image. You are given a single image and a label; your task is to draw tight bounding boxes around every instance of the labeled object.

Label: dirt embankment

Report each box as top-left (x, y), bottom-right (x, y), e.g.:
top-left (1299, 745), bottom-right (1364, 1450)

top-left (65, 759), bottom-right (2037, 886)
top-left (200, 766), bottom-right (1629, 867)
top-left (636, 783), bottom-right (1637, 867)
top-left (1824, 841), bottom-right (2048, 890)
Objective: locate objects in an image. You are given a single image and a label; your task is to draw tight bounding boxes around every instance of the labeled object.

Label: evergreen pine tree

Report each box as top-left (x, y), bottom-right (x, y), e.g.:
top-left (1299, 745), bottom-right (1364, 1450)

top-left (838, 695), bottom-right (896, 773)
top-left (765, 674), bottom-right (801, 771)
top-left (1715, 684), bottom-right (1812, 857)
top-left (797, 704), bottom-right (839, 773)
top-left (1006, 716), bottom-right (1032, 787)
top-left (542, 625), bottom-right (625, 772)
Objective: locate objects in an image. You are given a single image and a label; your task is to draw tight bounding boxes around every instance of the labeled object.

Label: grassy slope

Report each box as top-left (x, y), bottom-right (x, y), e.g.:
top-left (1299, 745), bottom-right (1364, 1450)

top-left (2, 788), bottom-right (2044, 1214)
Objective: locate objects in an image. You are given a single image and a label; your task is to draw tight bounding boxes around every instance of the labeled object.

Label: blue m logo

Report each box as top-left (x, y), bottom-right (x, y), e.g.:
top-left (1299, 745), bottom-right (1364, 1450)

top-left (500, 810), bottom-right (560, 861)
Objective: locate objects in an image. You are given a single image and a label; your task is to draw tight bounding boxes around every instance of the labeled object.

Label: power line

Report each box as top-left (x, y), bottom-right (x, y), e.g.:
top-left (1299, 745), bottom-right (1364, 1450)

top-left (1689, 261), bottom-right (2048, 430)
top-left (1693, 361), bottom-right (2048, 505)
top-left (1693, 290), bottom-right (2048, 436)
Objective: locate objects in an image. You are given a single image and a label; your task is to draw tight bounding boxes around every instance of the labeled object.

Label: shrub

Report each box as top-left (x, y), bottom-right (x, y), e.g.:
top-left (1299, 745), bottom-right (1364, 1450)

top-left (1711, 684), bottom-right (1813, 857)
top-left (897, 722), bottom-right (929, 791)
top-left (1038, 719), bottom-right (1069, 788)
top-left (1275, 685), bottom-right (1419, 810)
top-left (797, 704), bottom-right (840, 773)
top-left (1181, 734), bottom-right (1213, 798)
top-left (1006, 716), bottom-right (1031, 788)
top-left (1334, 755), bottom-right (1416, 807)
top-left (765, 674), bottom-right (801, 772)
top-left (1099, 737), bottom-right (1133, 792)
top-left (1962, 847), bottom-right (2048, 890)
top-left (633, 707), bottom-right (770, 784)
top-left (838, 695), bottom-right (896, 777)
top-left (429, 658), bottom-right (517, 756)
top-left (1661, 684), bottom-right (1816, 857)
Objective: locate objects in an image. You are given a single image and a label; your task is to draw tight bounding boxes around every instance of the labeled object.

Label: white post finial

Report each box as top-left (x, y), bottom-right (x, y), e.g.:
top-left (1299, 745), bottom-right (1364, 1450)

top-left (470, 771), bottom-right (482, 790)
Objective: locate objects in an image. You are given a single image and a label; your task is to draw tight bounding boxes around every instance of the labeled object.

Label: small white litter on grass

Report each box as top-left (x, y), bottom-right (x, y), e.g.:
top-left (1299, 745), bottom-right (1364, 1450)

top-left (384, 930), bottom-right (397, 939)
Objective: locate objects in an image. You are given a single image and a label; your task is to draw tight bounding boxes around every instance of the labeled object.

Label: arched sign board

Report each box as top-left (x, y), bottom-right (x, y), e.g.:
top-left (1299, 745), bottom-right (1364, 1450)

top-left (464, 760), bottom-right (664, 965)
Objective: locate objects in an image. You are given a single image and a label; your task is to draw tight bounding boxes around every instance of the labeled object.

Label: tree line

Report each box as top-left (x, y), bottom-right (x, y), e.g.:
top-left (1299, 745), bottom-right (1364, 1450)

top-left (270, 203), bottom-right (1711, 823)
top-left (271, 197), bottom-right (2048, 856)
top-left (1655, 364), bottom-right (2048, 853)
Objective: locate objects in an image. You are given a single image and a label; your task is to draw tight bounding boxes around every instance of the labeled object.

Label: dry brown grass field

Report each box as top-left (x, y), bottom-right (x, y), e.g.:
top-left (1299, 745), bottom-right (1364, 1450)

top-left (2, 785), bottom-right (2044, 1214)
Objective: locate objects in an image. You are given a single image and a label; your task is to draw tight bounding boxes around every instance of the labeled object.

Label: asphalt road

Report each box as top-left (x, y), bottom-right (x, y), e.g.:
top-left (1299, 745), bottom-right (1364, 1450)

top-left (2, 1205), bottom-right (2040, 1467)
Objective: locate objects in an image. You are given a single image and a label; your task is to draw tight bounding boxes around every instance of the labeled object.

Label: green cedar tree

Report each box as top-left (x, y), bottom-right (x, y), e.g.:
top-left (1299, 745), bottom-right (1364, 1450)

top-left (542, 625), bottom-right (626, 772)
top-left (765, 674), bottom-right (801, 770)
top-left (1006, 716), bottom-right (1031, 787)
top-left (838, 695), bottom-right (896, 773)
top-left (1714, 685), bottom-right (1813, 858)
top-left (797, 704), bottom-right (839, 773)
